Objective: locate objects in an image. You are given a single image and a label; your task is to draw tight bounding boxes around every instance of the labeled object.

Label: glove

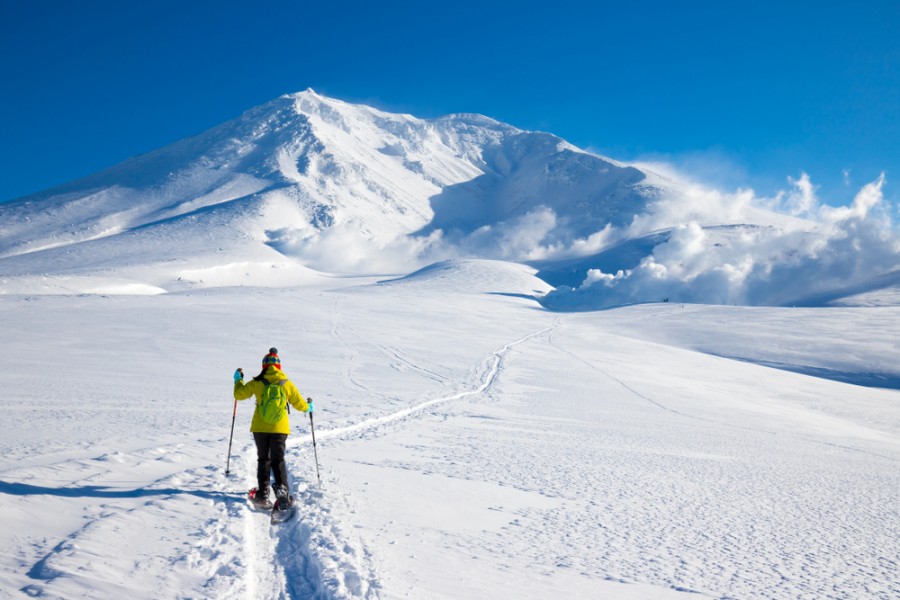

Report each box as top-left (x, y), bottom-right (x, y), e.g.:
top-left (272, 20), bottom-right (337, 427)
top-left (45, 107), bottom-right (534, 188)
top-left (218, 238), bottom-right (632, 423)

top-left (307, 398), bottom-right (314, 413)
top-left (233, 368), bottom-right (243, 382)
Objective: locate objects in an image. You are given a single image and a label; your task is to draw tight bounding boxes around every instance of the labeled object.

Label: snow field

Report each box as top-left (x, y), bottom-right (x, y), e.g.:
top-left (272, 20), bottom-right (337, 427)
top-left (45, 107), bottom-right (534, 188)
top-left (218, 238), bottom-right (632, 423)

top-left (0, 261), bottom-right (897, 598)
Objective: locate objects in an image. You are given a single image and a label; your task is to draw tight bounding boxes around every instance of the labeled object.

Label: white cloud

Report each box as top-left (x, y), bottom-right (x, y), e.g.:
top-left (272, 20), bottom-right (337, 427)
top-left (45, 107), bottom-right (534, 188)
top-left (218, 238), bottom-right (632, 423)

top-left (454, 207), bottom-right (560, 260)
top-left (543, 172), bottom-right (898, 310)
top-left (267, 225), bottom-right (444, 274)
top-left (777, 172), bottom-right (818, 217)
top-left (820, 173), bottom-right (886, 222)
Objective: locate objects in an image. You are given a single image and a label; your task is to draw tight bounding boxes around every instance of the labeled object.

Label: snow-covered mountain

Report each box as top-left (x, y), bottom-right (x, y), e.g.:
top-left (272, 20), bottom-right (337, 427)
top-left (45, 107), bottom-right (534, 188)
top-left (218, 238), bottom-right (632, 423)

top-left (0, 90), bottom-right (651, 282)
top-left (0, 90), bottom-right (897, 307)
top-left (2, 92), bottom-right (898, 600)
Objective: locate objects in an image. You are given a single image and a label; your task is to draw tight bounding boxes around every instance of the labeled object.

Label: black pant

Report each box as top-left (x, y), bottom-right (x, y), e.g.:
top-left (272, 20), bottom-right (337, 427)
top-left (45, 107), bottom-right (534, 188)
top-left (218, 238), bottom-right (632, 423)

top-left (253, 432), bottom-right (289, 495)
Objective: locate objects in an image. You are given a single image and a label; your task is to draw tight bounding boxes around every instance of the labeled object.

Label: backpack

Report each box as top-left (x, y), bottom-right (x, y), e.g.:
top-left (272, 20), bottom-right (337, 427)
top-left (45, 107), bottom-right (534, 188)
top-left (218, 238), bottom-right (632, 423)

top-left (257, 378), bottom-right (288, 424)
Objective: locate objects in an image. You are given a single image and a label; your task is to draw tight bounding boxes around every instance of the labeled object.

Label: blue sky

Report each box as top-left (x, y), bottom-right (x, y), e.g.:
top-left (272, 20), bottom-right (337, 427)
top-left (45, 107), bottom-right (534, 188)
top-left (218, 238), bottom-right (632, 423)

top-left (1, 0), bottom-right (898, 206)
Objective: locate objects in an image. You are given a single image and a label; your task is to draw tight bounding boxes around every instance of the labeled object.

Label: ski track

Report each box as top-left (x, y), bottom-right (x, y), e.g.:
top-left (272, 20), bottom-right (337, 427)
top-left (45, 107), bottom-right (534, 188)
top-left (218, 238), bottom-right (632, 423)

top-left (375, 343), bottom-right (450, 386)
top-left (329, 297), bottom-right (391, 403)
top-left (307, 323), bottom-right (556, 443)
top-left (232, 323), bottom-right (557, 599)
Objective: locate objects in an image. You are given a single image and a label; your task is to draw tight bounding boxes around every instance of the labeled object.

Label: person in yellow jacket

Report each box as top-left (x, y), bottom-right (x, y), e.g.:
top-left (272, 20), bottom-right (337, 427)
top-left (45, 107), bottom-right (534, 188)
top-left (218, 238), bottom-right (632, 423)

top-left (233, 348), bottom-right (309, 507)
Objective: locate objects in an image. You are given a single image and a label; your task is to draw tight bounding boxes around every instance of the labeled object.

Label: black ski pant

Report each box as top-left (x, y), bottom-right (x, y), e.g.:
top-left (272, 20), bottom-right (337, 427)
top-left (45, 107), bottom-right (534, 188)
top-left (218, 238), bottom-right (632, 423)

top-left (253, 432), bottom-right (289, 495)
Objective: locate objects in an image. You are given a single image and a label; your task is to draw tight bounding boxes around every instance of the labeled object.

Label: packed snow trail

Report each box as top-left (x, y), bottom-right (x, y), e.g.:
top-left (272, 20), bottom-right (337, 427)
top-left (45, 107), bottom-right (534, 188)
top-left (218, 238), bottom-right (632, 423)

top-left (288, 323), bottom-right (557, 447)
top-left (241, 323), bottom-right (558, 599)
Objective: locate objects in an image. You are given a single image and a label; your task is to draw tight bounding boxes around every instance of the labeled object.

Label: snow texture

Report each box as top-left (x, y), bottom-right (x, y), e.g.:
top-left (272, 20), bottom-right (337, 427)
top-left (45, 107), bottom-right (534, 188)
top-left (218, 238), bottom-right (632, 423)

top-left (0, 91), bottom-right (898, 599)
top-left (0, 266), bottom-right (897, 599)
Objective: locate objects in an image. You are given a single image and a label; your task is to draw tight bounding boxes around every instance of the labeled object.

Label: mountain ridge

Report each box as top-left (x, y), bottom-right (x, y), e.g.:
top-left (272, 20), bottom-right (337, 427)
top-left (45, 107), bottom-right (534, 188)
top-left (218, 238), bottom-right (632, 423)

top-left (1, 90), bottom-right (896, 308)
top-left (0, 89), bottom-right (662, 266)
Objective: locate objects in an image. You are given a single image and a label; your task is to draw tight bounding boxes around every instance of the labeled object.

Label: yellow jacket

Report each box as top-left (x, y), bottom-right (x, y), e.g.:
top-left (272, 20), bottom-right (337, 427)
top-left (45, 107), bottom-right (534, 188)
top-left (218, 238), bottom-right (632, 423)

top-left (234, 366), bottom-right (309, 434)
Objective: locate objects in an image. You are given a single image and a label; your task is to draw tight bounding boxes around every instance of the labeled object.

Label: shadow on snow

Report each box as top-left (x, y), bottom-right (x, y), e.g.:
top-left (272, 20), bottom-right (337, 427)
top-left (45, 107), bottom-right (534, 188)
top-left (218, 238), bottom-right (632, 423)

top-left (712, 355), bottom-right (900, 391)
top-left (0, 480), bottom-right (242, 502)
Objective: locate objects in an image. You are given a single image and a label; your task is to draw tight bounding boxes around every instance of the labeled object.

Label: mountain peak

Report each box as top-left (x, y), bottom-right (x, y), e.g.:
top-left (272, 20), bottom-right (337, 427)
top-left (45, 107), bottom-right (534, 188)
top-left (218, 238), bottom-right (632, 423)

top-left (5, 91), bottom-right (880, 310)
top-left (285, 87), bottom-right (330, 107)
top-left (0, 90), bottom-right (665, 287)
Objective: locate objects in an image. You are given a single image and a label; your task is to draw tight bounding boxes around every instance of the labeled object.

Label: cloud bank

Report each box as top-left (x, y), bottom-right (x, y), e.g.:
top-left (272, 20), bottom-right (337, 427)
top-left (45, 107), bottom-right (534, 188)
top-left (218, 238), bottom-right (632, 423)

top-left (542, 173), bottom-right (898, 309)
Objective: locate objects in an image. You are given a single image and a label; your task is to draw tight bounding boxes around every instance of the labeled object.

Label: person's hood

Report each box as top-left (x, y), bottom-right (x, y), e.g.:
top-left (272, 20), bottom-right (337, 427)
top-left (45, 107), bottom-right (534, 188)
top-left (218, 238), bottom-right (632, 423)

top-left (261, 366), bottom-right (287, 383)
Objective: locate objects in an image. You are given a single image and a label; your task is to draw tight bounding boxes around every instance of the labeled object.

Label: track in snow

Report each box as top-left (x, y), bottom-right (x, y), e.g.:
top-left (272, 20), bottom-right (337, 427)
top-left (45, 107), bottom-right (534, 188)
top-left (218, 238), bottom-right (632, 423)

top-left (309, 323), bottom-right (557, 444)
top-left (243, 323), bottom-right (557, 599)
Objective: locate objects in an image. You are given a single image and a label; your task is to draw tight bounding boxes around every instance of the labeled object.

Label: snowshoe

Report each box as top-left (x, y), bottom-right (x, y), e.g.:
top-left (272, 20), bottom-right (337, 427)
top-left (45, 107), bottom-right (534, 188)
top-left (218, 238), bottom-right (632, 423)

top-left (248, 487), bottom-right (272, 511)
top-left (271, 489), bottom-right (296, 525)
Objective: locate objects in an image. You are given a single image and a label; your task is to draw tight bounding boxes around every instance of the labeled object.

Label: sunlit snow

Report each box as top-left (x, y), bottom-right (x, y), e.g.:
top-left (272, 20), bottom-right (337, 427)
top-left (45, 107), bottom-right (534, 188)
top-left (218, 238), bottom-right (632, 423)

top-left (0, 91), bottom-right (897, 599)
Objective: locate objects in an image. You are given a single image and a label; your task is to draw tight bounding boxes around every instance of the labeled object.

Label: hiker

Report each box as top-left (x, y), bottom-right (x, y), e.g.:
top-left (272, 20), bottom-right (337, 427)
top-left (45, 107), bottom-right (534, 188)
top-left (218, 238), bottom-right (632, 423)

top-left (233, 348), bottom-right (310, 508)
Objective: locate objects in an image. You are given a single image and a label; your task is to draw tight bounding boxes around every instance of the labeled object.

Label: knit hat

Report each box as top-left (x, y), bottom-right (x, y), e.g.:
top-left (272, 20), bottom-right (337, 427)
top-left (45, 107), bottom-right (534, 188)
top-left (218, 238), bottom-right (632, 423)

top-left (262, 347), bottom-right (281, 370)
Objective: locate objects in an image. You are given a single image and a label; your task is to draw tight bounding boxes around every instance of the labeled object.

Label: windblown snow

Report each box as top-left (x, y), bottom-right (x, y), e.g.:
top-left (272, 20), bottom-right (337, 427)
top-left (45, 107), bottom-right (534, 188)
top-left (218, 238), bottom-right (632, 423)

top-left (2, 89), bottom-right (896, 307)
top-left (0, 90), bottom-right (898, 599)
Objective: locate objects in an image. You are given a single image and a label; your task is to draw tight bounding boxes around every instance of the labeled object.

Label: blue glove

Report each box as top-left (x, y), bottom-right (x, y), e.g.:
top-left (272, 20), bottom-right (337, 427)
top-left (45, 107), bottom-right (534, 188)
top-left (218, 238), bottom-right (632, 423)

top-left (307, 398), bottom-right (314, 413)
top-left (234, 368), bottom-right (243, 382)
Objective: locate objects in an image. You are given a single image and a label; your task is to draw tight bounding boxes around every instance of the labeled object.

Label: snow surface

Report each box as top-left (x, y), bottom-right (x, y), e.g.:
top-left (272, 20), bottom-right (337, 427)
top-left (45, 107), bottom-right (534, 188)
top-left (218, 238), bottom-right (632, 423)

top-left (1, 260), bottom-right (898, 599)
top-left (1, 90), bottom-right (898, 599)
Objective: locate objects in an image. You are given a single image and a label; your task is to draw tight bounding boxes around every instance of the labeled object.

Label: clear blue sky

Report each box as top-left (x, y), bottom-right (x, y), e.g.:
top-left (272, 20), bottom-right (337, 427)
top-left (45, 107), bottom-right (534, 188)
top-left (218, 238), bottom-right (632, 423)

top-left (2, 0), bottom-right (898, 206)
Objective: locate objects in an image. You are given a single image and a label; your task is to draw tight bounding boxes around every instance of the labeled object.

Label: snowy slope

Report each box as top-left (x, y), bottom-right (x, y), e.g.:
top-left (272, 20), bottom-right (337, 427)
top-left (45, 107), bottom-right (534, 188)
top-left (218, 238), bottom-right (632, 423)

top-left (376, 259), bottom-right (554, 296)
top-left (0, 90), bottom-right (666, 291)
top-left (0, 273), bottom-right (897, 599)
top-left (7, 89), bottom-right (891, 308)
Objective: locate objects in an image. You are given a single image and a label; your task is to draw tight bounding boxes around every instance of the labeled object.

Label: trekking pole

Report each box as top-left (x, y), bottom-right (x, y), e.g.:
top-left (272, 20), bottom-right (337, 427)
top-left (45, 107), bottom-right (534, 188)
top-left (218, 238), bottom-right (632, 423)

top-left (225, 396), bottom-right (238, 477)
top-left (308, 399), bottom-right (322, 486)
top-left (226, 368), bottom-right (245, 476)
